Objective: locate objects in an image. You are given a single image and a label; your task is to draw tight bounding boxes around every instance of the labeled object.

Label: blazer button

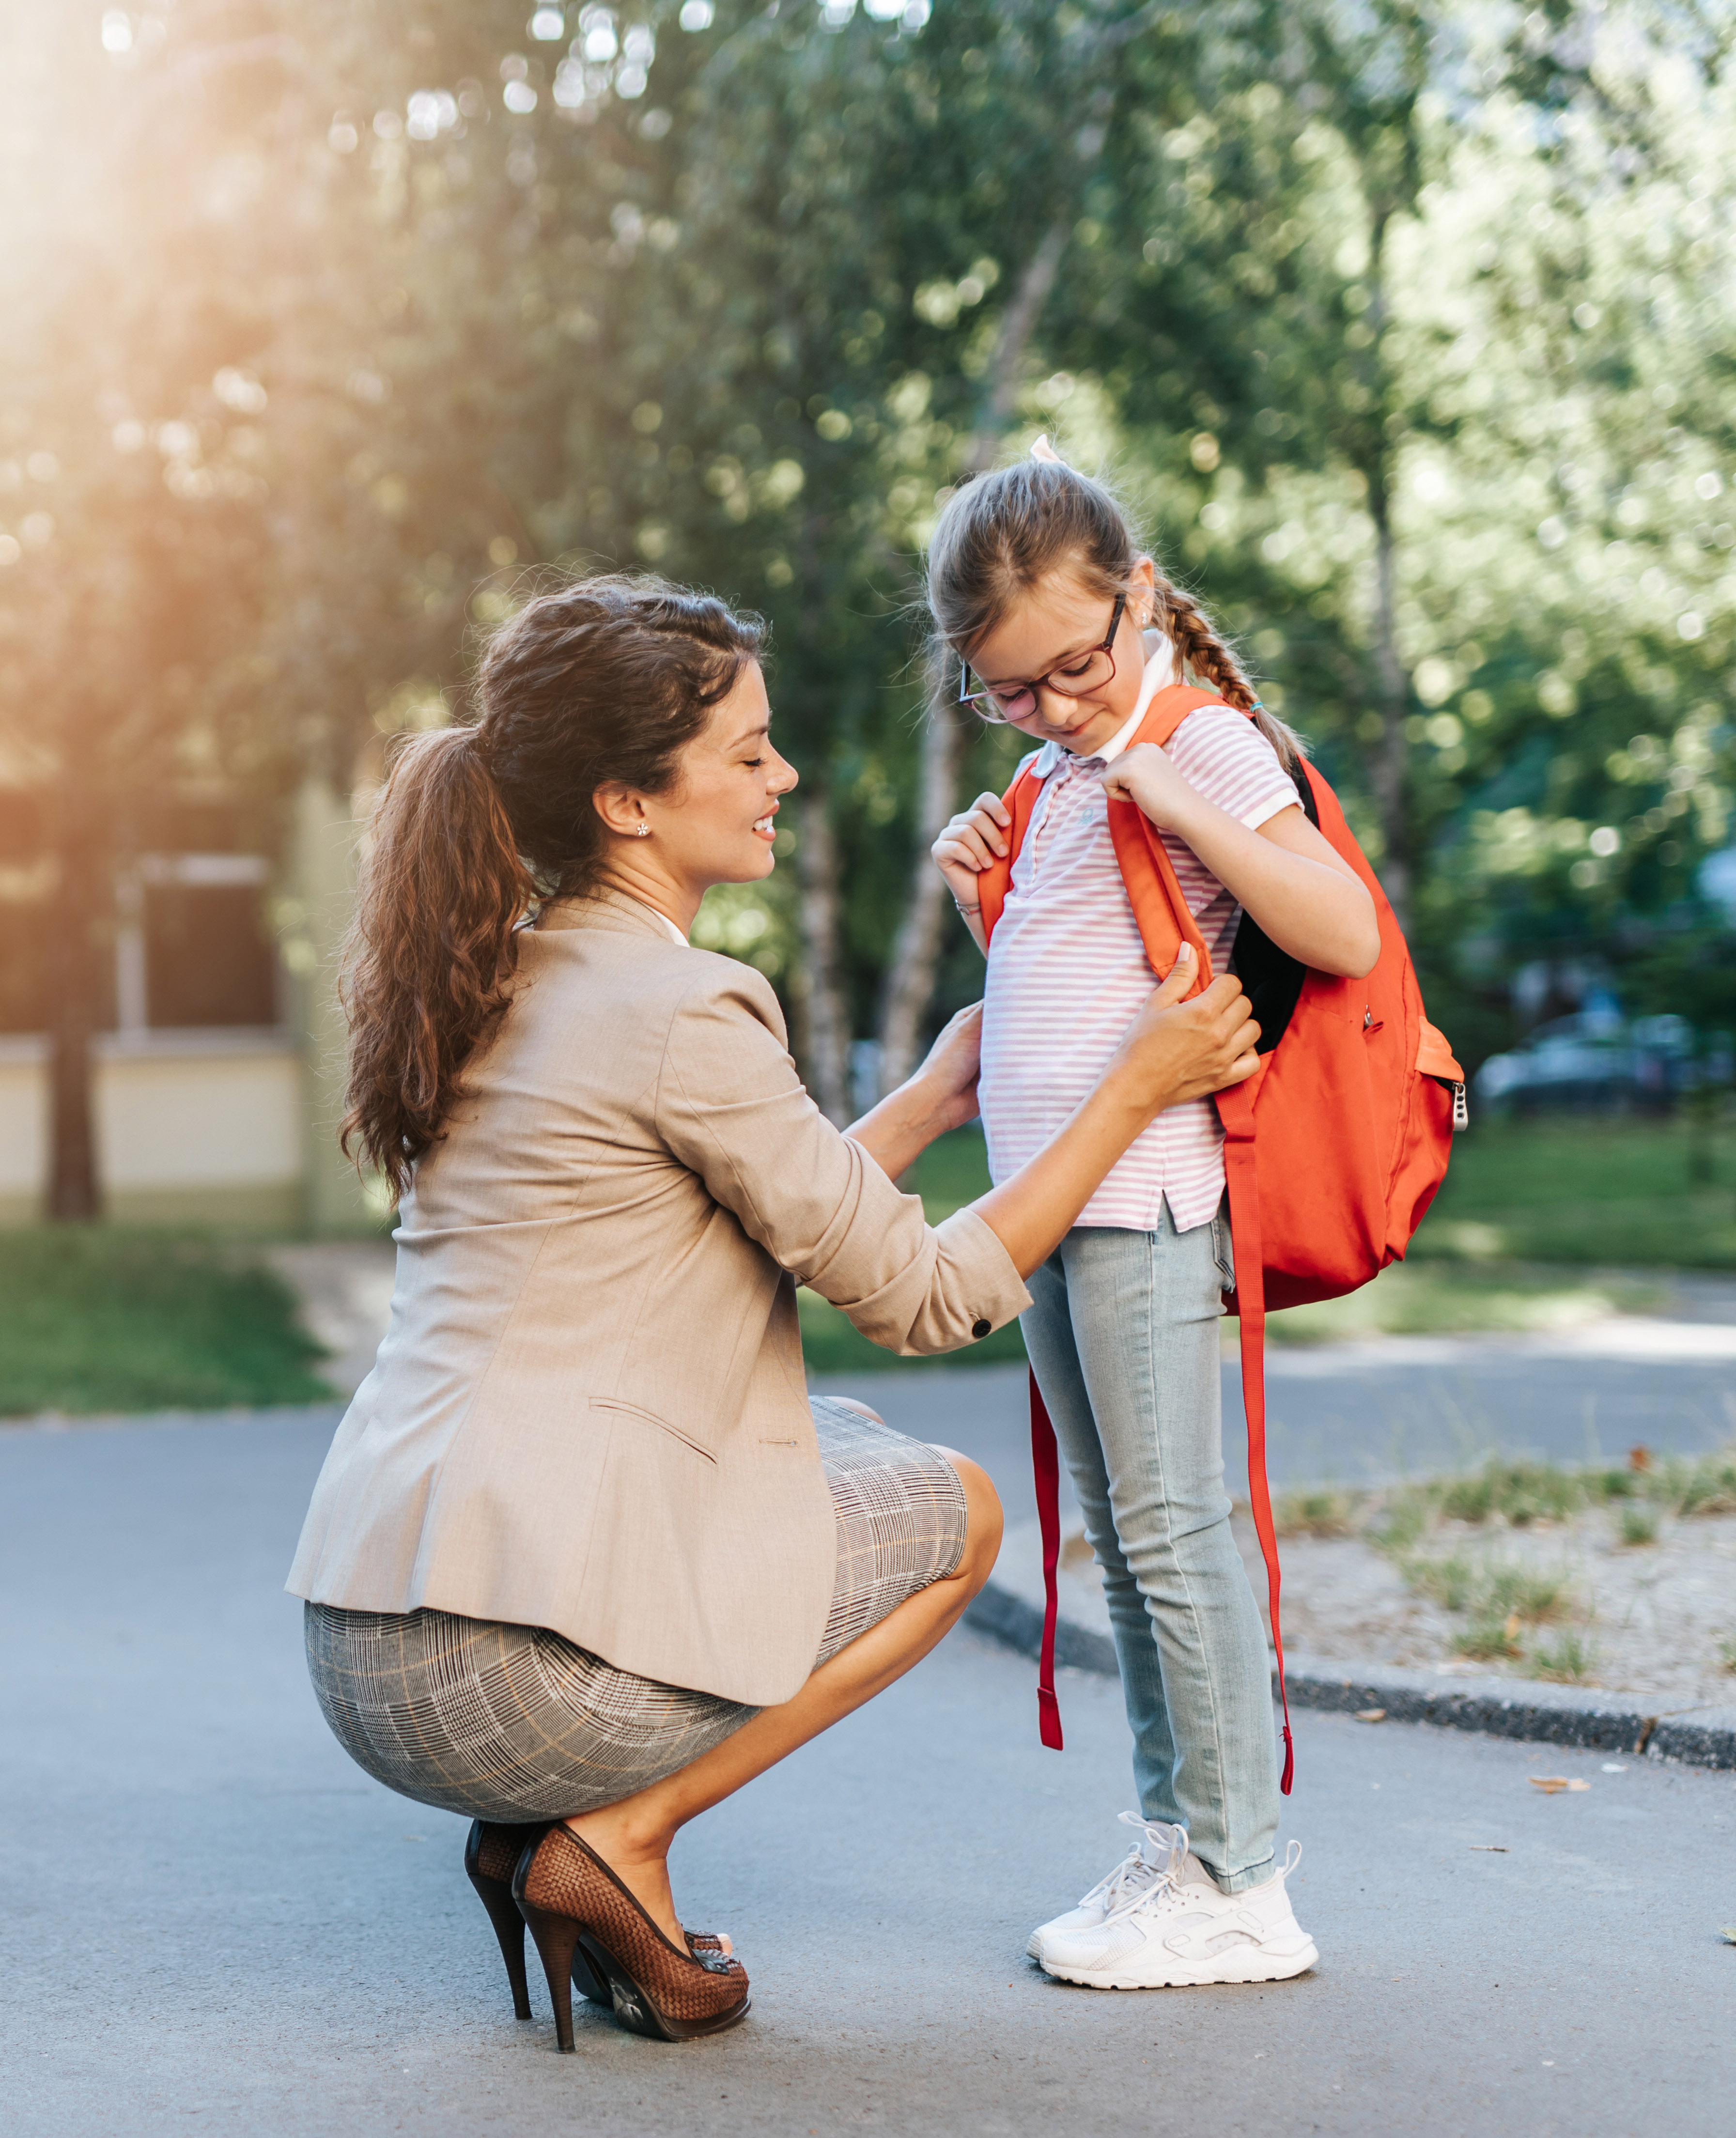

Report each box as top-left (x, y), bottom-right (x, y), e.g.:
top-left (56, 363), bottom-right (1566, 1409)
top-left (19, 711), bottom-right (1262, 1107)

top-left (971, 1317), bottom-right (992, 1339)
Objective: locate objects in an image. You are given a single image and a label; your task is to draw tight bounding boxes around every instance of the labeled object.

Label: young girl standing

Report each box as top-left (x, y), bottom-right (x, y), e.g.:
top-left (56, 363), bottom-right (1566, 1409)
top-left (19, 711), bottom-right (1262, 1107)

top-left (928, 444), bottom-right (1380, 1988)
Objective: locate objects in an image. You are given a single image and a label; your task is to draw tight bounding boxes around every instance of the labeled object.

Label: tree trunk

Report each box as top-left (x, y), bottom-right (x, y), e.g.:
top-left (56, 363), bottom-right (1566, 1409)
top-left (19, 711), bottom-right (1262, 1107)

top-left (1362, 207), bottom-right (1411, 931)
top-left (876, 692), bottom-right (974, 1092)
top-left (790, 787), bottom-right (852, 1125)
top-left (1366, 478), bottom-right (1411, 932)
top-left (873, 215), bottom-right (1074, 1093)
top-left (46, 774), bottom-right (104, 1221)
top-left (960, 215), bottom-right (1070, 471)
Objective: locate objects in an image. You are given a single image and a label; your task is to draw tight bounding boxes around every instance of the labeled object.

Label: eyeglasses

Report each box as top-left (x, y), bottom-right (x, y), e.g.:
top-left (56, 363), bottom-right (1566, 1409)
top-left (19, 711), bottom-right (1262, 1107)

top-left (957, 593), bottom-right (1127, 724)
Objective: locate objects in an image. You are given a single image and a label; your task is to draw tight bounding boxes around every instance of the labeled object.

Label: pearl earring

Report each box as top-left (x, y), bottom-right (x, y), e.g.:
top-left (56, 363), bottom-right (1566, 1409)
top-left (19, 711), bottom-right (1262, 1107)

top-left (635, 824), bottom-right (650, 837)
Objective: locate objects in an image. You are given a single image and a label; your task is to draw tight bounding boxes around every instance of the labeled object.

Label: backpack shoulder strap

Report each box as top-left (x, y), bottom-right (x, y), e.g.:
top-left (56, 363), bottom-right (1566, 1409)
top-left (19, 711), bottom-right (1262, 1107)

top-left (1102, 685), bottom-right (1231, 997)
top-left (1136, 682), bottom-right (1237, 748)
top-left (976, 754), bottom-right (1045, 945)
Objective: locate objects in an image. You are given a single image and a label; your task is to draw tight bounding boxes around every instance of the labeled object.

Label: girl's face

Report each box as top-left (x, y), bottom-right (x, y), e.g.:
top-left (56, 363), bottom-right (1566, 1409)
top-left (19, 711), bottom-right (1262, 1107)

top-left (966, 557), bottom-right (1158, 758)
top-left (594, 661), bottom-right (798, 920)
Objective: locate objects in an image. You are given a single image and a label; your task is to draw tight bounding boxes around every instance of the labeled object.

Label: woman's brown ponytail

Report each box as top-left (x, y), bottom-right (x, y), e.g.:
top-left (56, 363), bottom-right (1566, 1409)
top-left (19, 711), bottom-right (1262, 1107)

top-left (341, 573), bottom-right (764, 1202)
top-left (340, 728), bottom-right (535, 1203)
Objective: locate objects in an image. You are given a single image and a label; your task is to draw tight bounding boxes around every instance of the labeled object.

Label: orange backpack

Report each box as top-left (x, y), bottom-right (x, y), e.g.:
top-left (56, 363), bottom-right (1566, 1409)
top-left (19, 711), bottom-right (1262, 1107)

top-left (975, 684), bottom-right (1466, 1790)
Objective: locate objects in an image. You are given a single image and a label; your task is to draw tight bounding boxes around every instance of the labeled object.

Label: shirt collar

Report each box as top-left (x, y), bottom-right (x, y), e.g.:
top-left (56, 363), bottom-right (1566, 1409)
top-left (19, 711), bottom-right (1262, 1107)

top-left (1032, 631), bottom-right (1180, 782)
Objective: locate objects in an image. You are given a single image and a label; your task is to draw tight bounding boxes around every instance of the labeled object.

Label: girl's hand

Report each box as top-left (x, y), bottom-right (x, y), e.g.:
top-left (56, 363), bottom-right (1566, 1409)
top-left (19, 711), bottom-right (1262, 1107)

top-left (1099, 743), bottom-right (1201, 835)
top-left (932, 791), bottom-right (1011, 909)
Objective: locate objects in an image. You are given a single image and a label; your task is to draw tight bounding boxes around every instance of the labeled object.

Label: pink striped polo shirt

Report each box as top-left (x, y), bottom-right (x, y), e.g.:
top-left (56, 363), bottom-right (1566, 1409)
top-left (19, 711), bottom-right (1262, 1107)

top-left (977, 637), bottom-right (1300, 1235)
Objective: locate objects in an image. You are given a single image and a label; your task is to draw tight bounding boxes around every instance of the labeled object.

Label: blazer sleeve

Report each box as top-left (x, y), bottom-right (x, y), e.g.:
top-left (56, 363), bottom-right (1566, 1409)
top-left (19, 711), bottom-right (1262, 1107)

top-left (654, 959), bottom-right (1030, 1357)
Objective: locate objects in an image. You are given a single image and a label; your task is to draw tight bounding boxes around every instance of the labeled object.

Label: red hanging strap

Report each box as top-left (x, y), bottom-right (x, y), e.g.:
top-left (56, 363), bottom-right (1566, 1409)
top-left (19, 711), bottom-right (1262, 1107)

top-left (1030, 1370), bottom-right (1064, 1751)
top-left (1218, 1090), bottom-right (1293, 1794)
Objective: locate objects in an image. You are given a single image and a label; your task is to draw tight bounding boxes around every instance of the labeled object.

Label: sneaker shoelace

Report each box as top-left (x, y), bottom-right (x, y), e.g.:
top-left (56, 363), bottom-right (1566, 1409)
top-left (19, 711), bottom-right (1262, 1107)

top-left (1076, 1813), bottom-right (1185, 1914)
top-left (1103, 1835), bottom-right (1302, 1930)
top-left (1101, 1822), bottom-right (1195, 1925)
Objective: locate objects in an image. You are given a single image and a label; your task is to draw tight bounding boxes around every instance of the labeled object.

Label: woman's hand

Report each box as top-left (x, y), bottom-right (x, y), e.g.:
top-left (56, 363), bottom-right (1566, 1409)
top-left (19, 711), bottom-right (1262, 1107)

top-left (912, 1001), bottom-right (983, 1133)
top-left (932, 791), bottom-right (1011, 910)
top-left (1107, 950), bottom-right (1261, 1112)
top-left (971, 947), bottom-right (1260, 1280)
top-left (1098, 742), bottom-right (1201, 835)
top-left (845, 1003), bottom-right (982, 1179)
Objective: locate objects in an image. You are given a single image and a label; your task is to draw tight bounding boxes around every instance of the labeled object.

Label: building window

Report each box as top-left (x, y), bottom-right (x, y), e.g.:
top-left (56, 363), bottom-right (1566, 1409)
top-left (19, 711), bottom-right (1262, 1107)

top-left (118, 855), bottom-right (279, 1034)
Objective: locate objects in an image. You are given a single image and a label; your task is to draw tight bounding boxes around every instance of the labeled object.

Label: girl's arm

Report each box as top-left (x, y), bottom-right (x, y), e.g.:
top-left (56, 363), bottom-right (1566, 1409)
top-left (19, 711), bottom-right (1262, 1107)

top-left (1101, 744), bottom-right (1380, 978)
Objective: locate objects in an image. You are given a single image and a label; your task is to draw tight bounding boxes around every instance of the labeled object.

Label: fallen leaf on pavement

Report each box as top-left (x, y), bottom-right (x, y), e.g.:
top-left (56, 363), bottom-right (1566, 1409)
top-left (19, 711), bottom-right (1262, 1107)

top-left (1720, 1927), bottom-right (1736, 1946)
top-left (1354, 1708), bottom-right (1386, 1722)
top-left (1529, 1776), bottom-right (1591, 1793)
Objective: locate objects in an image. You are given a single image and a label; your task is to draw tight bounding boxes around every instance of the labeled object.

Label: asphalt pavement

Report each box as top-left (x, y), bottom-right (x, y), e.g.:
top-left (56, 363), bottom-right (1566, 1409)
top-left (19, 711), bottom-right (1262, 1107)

top-left (2, 1407), bottom-right (1732, 2138)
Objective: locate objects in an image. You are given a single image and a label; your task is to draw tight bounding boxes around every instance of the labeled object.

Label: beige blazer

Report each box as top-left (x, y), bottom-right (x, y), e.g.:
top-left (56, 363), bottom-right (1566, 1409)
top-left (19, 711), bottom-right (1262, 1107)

top-left (287, 888), bottom-right (1029, 1707)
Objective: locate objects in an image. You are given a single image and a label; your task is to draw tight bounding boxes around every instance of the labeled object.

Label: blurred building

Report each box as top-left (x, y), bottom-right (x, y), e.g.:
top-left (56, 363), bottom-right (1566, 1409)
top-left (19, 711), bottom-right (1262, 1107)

top-left (0, 771), bottom-right (373, 1232)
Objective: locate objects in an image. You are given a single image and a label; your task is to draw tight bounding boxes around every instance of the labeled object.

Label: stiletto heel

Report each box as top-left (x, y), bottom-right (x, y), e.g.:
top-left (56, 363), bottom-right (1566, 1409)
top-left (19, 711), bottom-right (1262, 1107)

top-left (464, 1820), bottom-right (545, 2020)
top-left (465, 1819), bottom-right (708, 2024)
top-left (514, 1825), bottom-right (750, 2047)
top-left (519, 1897), bottom-right (584, 2052)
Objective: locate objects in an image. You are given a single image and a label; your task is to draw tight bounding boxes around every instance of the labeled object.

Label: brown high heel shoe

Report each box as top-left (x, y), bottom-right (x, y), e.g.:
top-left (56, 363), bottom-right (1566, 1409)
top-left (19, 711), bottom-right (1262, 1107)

top-left (465, 1820), bottom-right (561, 2018)
top-left (513, 1824), bottom-right (751, 2052)
top-left (464, 1821), bottom-right (729, 2021)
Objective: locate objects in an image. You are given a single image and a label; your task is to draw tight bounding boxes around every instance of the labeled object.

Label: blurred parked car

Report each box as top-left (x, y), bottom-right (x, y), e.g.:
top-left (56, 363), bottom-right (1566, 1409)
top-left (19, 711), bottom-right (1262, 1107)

top-left (1474, 1011), bottom-right (1701, 1115)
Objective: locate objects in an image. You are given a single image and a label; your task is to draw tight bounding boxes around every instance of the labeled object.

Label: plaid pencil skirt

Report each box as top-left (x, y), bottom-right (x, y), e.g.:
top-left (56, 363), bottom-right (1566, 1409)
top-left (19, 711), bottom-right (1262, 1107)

top-left (303, 1399), bottom-right (968, 1822)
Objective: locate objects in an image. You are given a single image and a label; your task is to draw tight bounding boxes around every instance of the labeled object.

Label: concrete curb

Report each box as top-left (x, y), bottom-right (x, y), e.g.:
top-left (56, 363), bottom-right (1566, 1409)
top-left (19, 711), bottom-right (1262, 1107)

top-left (964, 1579), bottom-right (1736, 1772)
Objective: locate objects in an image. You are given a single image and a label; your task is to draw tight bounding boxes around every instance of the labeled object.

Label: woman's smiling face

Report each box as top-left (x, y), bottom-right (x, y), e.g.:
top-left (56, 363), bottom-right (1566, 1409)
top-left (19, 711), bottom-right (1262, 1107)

top-left (592, 660), bottom-right (798, 926)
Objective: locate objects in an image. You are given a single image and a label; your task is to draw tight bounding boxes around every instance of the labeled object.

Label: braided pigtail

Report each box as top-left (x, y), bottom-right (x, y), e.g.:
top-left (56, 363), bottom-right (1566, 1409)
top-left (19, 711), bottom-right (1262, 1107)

top-left (1161, 578), bottom-right (1305, 772)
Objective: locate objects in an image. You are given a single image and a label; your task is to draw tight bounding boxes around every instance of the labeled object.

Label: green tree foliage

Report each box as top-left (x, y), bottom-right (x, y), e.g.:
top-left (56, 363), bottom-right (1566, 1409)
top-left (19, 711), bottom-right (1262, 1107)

top-left (4, 0), bottom-right (1735, 1221)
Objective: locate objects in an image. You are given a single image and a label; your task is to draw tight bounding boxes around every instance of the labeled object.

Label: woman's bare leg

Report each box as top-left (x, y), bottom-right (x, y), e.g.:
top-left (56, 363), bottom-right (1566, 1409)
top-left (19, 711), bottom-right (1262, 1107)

top-left (562, 1450), bottom-right (1002, 1946)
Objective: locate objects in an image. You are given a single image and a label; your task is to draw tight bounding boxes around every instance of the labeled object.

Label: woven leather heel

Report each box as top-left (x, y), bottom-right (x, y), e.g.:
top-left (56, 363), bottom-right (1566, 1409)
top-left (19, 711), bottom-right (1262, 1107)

top-left (513, 1824), bottom-right (750, 2050)
top-left (465, 1820), bottom-right (546, 2020)
top-left (465, 1821), bottom-right (727, 2030)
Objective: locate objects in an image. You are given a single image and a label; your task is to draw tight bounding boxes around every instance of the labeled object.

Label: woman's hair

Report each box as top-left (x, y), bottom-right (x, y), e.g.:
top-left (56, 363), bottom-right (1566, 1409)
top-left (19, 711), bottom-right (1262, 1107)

top-left (341, 573), bottom-right (765, 1201)
top-left (924, 455), bottom-right (1303, 769)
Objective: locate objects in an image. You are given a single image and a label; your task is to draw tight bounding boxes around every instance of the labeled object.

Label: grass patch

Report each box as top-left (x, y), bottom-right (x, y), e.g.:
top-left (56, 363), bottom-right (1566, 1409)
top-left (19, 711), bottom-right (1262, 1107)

top-left (1483, 1564), bottom-right (1572, 1623)
top-left (1453, 1616), bottom-right (1525, 1661)
top-left (1530, 1630), bottom-right (1598, 1684)
top-left (1273, 1487), bottom-right (1360, 1539)
top-left (1669, 1449), bottom-right (1736, 1517)
top-left (1400, 1552), bottom-right (1480, 1612)
top-left (0, 1227), bottom-right (334, 1417)
top-left (1408, 1556), bottom-right (1576, 1638)
top-left (1618, 1504), bottom-right (1661, 1547)
top-left (1413, 1116), bottom-right (1736, 1270)
top-left (806, 1115), bottom-right (1731, 1369)
top-left (1718, 1635), bottom-right (1736, 1674)
top-left (1263, 1261), bottom-right (1652, 1347)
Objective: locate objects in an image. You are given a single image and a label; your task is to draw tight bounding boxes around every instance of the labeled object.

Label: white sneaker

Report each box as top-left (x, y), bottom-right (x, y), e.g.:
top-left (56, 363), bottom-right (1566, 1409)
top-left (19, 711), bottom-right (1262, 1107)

top-left (1025, 1812), bottom-right (1186, 1963)
top-left (1039, 1833), bottom-right (1318, 1989)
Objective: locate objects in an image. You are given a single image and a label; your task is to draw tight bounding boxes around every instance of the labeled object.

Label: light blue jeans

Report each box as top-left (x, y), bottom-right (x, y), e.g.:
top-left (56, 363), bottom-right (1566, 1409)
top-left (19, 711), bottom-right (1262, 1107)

top-left (1021, 1205), bottom-right (1280, 1893)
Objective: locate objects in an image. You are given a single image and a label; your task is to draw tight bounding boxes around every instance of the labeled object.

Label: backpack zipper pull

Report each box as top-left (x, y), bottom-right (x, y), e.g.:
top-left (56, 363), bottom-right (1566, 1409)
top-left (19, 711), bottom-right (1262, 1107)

top-left (1452, 1082), bottom-right (1469, 1131)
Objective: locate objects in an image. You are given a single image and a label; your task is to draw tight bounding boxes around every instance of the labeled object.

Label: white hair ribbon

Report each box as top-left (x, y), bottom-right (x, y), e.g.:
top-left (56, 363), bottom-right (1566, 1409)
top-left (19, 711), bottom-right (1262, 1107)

top-left (1030, 434), bottom-right (1067, 465)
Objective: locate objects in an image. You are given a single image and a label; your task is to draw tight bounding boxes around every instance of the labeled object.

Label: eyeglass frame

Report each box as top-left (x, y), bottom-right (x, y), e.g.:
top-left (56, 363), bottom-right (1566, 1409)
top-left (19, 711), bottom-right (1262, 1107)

top-left (956, 591), bottom-right (1128, 724)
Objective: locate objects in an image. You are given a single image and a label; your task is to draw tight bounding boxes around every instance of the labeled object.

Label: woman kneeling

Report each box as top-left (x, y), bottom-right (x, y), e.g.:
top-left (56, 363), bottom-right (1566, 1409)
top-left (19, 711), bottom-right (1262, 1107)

top-left (287, 573), bottom-right (1260, 2048)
